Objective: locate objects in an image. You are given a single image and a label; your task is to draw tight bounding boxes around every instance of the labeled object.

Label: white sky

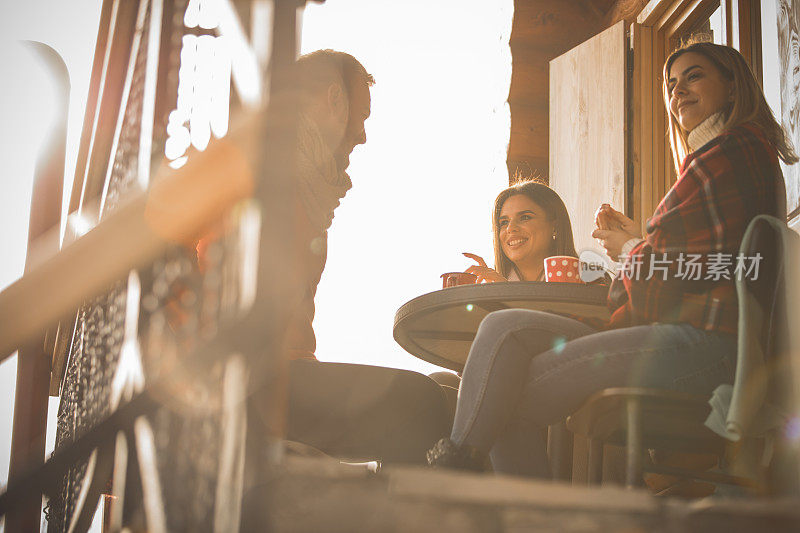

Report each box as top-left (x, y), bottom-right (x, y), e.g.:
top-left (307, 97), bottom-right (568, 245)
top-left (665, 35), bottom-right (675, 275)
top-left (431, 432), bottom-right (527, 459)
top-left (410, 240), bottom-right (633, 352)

top-left (301, 1), bottom-right (512, 372)
top-left (0, 0), bottom-right (514, 514)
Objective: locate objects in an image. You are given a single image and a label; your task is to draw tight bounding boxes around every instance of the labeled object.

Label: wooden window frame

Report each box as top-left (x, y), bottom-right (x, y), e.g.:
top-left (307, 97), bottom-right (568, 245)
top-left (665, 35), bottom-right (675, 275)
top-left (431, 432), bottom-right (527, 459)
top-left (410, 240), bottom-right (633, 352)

top-left (630, 0), bottom-right (760, 229)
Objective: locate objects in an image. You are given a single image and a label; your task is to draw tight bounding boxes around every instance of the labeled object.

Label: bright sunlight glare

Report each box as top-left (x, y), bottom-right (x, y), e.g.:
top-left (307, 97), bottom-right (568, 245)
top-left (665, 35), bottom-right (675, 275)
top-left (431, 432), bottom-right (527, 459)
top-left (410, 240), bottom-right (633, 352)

top-left (0, 3), bottom-right (514, 513)
top-left (300, 0), bottom-right (513, 375)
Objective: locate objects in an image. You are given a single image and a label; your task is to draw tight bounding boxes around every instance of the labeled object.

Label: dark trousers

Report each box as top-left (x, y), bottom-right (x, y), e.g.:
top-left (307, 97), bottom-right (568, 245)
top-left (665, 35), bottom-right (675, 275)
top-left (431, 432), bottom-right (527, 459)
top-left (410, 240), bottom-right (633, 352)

top-left (286, 360), bottom-right (452, 464)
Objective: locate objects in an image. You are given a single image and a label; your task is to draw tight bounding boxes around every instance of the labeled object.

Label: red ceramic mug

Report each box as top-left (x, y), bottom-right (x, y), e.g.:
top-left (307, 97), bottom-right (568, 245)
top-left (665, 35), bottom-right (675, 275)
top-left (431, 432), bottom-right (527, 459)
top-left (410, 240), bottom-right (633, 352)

top-left (441, 272), bottom-right (478, 288)
top-left (543, 256), bottom-right (582, 283)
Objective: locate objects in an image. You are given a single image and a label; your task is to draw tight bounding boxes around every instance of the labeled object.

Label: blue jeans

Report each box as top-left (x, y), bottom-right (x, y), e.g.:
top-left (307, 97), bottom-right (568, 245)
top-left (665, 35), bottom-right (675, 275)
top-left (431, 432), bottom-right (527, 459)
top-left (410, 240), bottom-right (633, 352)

top-left (450, 310), bottom-right (737, 477)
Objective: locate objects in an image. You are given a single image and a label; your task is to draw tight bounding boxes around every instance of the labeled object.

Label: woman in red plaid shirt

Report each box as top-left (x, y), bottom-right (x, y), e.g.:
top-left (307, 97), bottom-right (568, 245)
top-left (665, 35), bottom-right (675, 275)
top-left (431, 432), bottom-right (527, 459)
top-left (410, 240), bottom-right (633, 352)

top-left (426, 42), bottom-right (796, 476)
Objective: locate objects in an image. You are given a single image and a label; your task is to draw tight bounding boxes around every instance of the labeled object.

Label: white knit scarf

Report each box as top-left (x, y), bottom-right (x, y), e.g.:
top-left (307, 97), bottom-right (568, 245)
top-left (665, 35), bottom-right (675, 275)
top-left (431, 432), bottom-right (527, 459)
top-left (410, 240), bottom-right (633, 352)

top-left (687, 112), bottom-right (725, 152)
top-left (295, 113), bottom-right (352, 231)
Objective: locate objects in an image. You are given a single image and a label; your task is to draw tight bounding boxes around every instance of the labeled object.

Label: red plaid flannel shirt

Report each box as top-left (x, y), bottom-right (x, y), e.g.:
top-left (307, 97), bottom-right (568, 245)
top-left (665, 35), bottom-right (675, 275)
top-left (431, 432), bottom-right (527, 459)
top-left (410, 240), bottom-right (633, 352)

top-left (605, 123), bottom-right (787, 335)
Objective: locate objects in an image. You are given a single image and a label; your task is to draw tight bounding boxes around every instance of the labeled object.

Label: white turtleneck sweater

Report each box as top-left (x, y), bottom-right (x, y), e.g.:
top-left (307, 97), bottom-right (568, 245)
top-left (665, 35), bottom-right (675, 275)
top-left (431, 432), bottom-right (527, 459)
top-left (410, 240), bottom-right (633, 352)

top-left (687, 112), bottom-right (725, 151)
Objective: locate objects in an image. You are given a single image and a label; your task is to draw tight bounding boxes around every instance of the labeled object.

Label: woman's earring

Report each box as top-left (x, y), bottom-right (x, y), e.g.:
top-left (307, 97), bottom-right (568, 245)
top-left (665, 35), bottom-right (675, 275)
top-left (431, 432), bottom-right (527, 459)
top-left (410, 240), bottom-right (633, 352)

top-left (552, 233), bottom-right (557, 241)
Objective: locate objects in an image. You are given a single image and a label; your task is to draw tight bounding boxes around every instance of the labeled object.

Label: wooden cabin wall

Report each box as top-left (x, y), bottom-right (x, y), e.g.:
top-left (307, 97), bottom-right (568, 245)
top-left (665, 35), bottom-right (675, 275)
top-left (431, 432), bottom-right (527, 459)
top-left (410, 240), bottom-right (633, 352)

top-left (507, 0), bottom-right (649, 184)
top-left (598, 0), bottom-right (651, 28)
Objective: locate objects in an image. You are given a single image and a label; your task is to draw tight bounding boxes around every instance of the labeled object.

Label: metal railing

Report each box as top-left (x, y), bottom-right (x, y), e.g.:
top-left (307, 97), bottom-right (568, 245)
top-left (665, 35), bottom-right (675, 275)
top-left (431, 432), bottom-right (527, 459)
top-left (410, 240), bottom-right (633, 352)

top-left (2, 0), bottom-right (311, 530)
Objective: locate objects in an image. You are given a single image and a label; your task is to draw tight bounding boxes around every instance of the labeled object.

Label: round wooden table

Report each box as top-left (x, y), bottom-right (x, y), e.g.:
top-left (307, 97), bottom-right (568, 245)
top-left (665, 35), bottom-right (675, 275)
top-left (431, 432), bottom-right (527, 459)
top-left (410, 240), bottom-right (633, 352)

top-left (393, 282), bottom-right (610, 371)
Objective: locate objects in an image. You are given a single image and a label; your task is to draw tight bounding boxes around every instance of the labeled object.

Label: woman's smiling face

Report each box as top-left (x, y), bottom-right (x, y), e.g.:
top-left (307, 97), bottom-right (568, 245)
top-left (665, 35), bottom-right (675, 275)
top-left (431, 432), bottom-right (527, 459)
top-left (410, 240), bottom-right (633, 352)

top-left (667, 51), bottom-right (733, 132)
top-left (498, 194), bottom-right (555, 268)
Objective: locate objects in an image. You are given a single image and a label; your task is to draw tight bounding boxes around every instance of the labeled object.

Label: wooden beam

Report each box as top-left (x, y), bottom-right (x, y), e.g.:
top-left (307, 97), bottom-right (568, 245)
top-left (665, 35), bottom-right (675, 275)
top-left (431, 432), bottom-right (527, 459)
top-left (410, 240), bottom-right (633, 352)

top-left (664, 0), bottom-right (720, 41)
top-left (509, 0), bottom-right (607, 184)
top-left (631, 22), bottom-right (653, 230)
top-left (655, 29), bottom-right (670, 209)
top-left (602, 0), bottom-right (650, 27)
top-left (749, 0), bottom-right (762, 86)
top-left (511, 0), bottom-right (598, 49)
top-left (589, 0), bottom-right (618, 14)
top-left (736, 0), bottom-right (762, 85)
top-left (0, 125), bottom-right (257, 362)
top-left (75, 0), bottom-right (141, 215)
top-left (6, 39), bottom-right (70, 533)
top-left (68, 0), bottom-right (119, 216)
top-left (508, 102), bottom-right (550, 160)
top-left (638, 0), bottom-right (673, 25)
top-left (584, 0), bottom-right (607, 20)
top-left (722, 0), bottom-right (733, 46)
top-left (509, 47), bottom-right (550, 102)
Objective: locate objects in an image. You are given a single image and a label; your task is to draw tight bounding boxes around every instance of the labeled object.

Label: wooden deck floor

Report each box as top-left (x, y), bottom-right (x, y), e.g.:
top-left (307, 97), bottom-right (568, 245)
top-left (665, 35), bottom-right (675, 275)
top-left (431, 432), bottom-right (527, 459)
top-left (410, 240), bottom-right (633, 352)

top-left (239, 456), bottom-right (800, 532)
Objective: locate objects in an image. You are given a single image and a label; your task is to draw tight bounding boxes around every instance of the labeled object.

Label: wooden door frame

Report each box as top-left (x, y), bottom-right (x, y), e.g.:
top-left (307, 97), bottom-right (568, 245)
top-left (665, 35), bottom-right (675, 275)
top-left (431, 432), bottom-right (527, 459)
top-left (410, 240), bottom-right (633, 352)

top-left (630, 0), bottom-right (760, 230)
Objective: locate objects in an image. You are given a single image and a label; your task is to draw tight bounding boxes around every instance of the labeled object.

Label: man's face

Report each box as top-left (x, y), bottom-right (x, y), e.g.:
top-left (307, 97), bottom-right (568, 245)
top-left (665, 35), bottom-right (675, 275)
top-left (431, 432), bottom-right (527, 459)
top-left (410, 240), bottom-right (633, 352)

top-left (335, 80), bottom-right (371, 171)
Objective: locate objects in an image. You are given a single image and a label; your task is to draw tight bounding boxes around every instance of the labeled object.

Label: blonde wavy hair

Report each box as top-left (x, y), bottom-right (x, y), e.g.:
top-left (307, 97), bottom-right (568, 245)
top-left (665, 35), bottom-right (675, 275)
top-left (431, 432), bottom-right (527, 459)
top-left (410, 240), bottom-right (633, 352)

top-left (663, 42), bottom-right (798, 171)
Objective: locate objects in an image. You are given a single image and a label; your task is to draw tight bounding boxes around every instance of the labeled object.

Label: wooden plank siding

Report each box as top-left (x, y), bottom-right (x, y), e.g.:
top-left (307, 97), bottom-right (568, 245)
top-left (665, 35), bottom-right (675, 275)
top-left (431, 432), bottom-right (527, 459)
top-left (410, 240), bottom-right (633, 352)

top-left (509, 1), bottom-right (600, 180)
top-left (508, 0), bottom-right (649, 183)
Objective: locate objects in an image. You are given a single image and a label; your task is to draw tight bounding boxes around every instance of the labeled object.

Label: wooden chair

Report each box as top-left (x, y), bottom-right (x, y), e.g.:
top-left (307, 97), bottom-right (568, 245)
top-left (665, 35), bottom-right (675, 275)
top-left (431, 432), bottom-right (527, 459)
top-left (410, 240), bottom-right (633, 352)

top-left (565, 216), bottom-right (798, 491)
top-left (566, 387), bottom-right (752, 488)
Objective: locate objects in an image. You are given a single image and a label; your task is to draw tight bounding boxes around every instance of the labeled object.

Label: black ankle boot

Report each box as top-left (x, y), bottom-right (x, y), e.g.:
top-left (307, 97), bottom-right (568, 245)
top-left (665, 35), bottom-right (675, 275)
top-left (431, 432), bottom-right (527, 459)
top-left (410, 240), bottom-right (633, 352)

top-left (426, 438), bottom-right (487, 472)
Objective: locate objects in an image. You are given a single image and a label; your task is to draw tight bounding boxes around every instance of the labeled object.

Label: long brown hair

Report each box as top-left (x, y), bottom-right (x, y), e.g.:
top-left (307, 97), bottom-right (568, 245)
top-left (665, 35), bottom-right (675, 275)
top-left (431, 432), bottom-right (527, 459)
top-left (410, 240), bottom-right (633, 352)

top-left (663, 42), bottom-right (798, 171)
top-left (492, 180), bottom-right (577, 279)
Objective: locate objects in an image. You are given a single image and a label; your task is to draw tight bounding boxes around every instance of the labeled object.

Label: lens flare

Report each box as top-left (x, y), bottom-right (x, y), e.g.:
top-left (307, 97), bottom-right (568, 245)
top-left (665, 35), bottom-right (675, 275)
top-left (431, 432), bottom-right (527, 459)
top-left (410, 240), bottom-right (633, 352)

top-left (785, 417), bottom-right (800, 443)
top-left (552, 336), bottom-right (566, 353)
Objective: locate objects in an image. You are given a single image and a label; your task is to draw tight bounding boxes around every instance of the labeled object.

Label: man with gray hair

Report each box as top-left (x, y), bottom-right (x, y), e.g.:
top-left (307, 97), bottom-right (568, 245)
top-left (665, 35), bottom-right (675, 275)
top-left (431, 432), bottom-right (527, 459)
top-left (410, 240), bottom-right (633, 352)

top-left (272, 49), bottom-right (450, 465)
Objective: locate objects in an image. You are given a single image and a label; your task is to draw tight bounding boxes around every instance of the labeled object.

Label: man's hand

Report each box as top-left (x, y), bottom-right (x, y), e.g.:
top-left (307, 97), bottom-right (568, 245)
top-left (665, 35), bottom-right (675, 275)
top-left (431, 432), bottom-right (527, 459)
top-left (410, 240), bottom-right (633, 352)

top-left (592, 204), bottom-right (641, 260)
top-left (462, 252), bottom-right (507, 283)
